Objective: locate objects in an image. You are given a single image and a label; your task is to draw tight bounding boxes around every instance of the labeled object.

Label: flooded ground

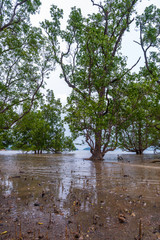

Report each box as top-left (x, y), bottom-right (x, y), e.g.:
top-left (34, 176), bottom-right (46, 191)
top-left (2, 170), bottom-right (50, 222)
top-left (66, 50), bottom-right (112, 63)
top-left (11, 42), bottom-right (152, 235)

top-left (0, 151), bottom-right (160, 240)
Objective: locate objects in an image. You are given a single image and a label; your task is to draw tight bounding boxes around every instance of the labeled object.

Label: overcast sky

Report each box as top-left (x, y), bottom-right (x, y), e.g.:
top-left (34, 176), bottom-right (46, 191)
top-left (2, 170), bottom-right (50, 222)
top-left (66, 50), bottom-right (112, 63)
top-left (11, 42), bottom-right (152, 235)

top-left (31, 0), bottom-right (160, 104)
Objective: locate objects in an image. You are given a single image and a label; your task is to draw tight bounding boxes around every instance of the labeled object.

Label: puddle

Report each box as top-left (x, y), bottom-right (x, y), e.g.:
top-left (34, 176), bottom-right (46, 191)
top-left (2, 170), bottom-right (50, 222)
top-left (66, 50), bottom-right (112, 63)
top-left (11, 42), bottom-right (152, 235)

top-left (0, 152), bottom-right (160, 239)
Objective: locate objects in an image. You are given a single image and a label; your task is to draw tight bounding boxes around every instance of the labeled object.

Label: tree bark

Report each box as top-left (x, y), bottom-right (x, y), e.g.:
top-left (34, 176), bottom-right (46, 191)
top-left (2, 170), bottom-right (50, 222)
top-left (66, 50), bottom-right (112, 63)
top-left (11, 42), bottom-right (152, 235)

top-left (136, 150), bottom-right (143, 155)
top-left (89, 130), bottom-right (104, 160)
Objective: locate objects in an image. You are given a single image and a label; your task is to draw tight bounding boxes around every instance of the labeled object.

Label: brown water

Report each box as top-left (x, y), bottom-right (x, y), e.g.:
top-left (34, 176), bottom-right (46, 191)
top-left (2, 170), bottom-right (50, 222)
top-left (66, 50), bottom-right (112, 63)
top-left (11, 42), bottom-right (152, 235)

top-left (0, 151), bottom-right (160, 240)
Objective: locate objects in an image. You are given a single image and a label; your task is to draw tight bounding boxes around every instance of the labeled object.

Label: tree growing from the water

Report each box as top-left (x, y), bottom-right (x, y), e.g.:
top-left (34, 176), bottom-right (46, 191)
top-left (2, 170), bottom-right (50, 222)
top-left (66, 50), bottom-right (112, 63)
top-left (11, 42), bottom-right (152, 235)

top-left (43, 0), bottom-right (156, 160)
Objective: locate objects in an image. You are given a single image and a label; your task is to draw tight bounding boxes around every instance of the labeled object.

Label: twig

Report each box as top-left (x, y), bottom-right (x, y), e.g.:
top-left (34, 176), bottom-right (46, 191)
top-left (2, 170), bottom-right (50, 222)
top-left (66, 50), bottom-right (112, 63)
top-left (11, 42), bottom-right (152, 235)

top-left (138, 218), bottom-right (142, 240)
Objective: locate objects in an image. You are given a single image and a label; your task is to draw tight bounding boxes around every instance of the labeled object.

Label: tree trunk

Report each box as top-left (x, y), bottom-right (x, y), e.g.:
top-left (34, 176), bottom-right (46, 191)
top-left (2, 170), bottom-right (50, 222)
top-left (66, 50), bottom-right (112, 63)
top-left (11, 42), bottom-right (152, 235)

top-left (138, 122), bottom-right (142, 155)
top-left (89, 150), bottom-right (104, 160)
top-left (89, 130), bottom-right (104, 160)
top-left (136, 149), bottom-right (143, 154)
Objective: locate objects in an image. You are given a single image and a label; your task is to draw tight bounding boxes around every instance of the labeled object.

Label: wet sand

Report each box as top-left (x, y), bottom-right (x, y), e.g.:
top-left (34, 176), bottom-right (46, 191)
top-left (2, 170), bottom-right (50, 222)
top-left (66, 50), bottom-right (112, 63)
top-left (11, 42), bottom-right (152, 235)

top-left (0, 152), bottom-right (160, 240)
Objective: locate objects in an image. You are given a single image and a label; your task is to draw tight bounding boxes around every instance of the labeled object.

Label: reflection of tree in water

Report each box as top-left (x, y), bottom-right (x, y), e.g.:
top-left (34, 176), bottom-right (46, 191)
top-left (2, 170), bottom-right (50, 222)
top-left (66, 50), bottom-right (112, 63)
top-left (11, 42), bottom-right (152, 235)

top-left (0, 154), bottom-right (69, 239)
top-left (0, 153), bottom-right (160, 239)
top-left (62, 157), bottom-right (160, 239)
top-left (62, 161), bottom-right (118, 239)
top-left (0, 154), bottom-right (66, 219)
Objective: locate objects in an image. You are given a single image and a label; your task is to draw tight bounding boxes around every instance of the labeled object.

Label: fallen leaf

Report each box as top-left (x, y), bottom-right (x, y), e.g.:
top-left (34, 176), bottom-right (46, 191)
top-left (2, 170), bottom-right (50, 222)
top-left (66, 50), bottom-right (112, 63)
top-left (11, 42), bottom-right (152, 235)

top-left (38, 222), bottom-right (43, 225)
top-left (1, 231), bottom-right (8, 235)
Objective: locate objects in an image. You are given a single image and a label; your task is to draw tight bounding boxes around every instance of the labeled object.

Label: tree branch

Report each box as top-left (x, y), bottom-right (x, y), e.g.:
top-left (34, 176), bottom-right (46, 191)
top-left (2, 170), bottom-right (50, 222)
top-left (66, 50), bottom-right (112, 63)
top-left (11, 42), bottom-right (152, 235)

top-left (139, 23), bottom-right (153, 75)
top-left (1, 55), bottom-right (51, 130)
top-left (91, 0), bottom-right (105, 13)
top-left (111, 57), bottom-right (141, 84)
top-left (112, 18), bottom-right (134, 57)
top-left (0, 0), bottom-right (28, 32)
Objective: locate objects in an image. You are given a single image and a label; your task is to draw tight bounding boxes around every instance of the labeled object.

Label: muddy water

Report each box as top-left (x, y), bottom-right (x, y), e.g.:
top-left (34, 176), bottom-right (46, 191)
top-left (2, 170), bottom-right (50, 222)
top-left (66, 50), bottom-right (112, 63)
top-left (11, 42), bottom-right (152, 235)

top-left (0, 151), bottom-right (160, 240)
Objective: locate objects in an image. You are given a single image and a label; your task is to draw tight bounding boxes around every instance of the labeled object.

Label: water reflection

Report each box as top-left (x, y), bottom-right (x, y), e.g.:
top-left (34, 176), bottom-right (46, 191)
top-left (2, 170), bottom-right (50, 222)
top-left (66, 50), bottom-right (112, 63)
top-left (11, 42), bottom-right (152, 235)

top-left (0, 152), bottom-right (160, 208)
top-left (0, 177), bottom-right (13, 196)
top-left (0, 151), bottom-right (160, 239)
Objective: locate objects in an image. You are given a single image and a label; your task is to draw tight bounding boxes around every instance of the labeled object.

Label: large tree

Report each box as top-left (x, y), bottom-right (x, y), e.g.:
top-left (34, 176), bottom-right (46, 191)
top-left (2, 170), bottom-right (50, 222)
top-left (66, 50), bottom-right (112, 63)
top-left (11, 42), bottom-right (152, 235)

top-left (0, 0), bottom-right (52, 130)
top-left (43, 0), bottom-right (159, 160)
top-left (42, 0), bottom-right (139, 160)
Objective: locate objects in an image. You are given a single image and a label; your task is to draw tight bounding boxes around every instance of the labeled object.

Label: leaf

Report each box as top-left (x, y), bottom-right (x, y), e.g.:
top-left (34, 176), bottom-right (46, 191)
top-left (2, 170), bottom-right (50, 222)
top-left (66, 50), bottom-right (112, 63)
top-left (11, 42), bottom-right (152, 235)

top-left (1, 231), bottom-right (8, 235)
top-left (38, 222), bottom-right (43, 225)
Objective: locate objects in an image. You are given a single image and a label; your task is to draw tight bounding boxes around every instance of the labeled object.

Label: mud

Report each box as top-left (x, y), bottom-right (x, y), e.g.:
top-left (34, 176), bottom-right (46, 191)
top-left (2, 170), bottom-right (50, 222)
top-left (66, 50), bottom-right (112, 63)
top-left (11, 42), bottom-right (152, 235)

top-left (0, 151), bottom-right (160, 240)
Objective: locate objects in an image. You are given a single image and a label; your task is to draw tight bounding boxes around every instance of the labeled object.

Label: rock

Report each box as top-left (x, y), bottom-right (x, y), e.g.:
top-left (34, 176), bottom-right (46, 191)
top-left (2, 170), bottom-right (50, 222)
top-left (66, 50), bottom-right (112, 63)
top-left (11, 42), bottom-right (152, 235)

top-left (41, 191), bottom-right (45, 198)
top-left (68, 220), bottom-right (73, 224)
top-left (38, 234), bottom-right (44, 239)
top-left (74, 233), bottom-right (80, 238)
top-left (34, 202), bottom-right (40, 206)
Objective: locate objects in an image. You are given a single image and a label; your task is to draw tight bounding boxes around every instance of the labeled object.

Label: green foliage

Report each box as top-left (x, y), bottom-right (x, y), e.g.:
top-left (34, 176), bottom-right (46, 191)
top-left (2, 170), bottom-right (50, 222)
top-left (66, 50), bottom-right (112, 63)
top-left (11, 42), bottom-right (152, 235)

top-left (0, 0), bottom-right (52, 130)
top-left (117, 74), bottom-right (159, 154)
top-left (12, 90), bottom-right (75, 153)
top-left (0, 129), bottom-right (12, 149)
top-left (136, 5), bottom-right (160, 139)
top-left (42, 0), bottom-right (160, 159)
top-left (42, 0), bottom-right (141, 159)
top-left (136, 4), bottom-right (160, 79)
top-left (0, 0), bottom-right (159, 157)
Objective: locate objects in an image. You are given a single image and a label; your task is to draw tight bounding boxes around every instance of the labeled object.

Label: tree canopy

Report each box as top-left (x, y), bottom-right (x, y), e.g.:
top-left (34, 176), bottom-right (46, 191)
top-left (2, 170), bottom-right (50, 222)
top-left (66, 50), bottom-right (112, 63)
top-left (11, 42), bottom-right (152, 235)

top-left (42, 0), bottom-right (160, 159)
top-left (0, 0), bottom-right (159, 158)
top-left (0, 0), bottom-right (52, 130)
top-left (12, 90), bottom-right (75, 153)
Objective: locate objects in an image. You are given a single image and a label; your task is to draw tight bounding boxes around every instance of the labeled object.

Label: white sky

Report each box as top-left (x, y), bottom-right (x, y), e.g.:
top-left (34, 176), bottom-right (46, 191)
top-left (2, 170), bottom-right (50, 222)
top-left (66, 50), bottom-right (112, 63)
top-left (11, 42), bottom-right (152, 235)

top-left (31, 0), bottom-right (160, 105)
